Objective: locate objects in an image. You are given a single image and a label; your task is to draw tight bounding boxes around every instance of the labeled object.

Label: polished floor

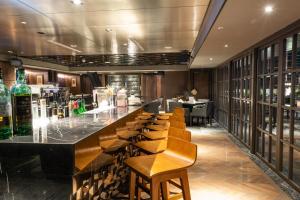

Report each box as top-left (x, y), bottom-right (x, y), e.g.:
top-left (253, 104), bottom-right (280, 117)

top-left (187, 125), bottom-right (291, 200)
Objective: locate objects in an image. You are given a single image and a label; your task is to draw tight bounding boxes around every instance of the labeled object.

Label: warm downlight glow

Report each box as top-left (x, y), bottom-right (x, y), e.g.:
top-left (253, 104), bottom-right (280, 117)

top-left (264, 5), bottom-right (273, 13)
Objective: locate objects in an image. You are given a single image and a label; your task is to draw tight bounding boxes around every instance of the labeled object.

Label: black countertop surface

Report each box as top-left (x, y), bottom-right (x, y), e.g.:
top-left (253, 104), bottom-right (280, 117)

top-left (0, 105), bottom-right (141, 145)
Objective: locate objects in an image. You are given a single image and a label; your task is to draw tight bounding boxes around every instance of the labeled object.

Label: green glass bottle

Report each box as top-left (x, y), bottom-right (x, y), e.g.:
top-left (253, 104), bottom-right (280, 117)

top-left (11, 67), bottom-right (33, 136)
top-left (0, 68), bottom-right (12, 139)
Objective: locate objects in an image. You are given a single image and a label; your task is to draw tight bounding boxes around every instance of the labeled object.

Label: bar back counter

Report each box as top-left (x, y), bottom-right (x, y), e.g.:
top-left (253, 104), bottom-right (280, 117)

top-left (0, 104), bottom-right (146, 199)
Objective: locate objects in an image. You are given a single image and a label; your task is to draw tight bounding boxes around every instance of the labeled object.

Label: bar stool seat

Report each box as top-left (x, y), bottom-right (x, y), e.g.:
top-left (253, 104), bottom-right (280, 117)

top-left (136, 115), bottom-right (152, 120)
top-left (141, 112), bottom-right (154, 116)
top-left (134, 140), bottom-right (167, 154)
top-left (100, 138), bottom-right (130, 153)
top-left (142, 130), bottom-right (168, 140)
top-left (156, 115), bottom-right (169, 120)
top-left (158, 113), bottom-right (173, 116)
top-left (146, 122), bottom-right (170, 131)
top-left (126, 153), bottom-right (191, 178)
top-left (117, 130), bottom-right (140, 140)
top-left (152, 119), bottom-right (169, 125)
top-left (125, 137), bottom-right (197, 200)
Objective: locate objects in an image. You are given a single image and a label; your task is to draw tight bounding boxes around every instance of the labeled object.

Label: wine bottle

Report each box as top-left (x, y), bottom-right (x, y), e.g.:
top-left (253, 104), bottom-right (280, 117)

top-left (11, 66), bottom-right (33, 136)
top-left (0, 68), bottom-right (12, 139)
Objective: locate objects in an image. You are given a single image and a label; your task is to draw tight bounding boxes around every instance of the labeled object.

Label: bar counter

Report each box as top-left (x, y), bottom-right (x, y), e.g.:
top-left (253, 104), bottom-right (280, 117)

top-left (0, 104), bottom-right (147, 199)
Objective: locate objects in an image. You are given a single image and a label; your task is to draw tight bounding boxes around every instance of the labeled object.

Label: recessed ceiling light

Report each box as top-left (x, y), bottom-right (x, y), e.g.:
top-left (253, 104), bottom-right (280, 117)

top-left (8, 50), bottom-right (13, 54)
top-left (164, 46), bottom-right (172, 49)
top-left (123, 43), bottom-right (128, 46)
top-left (224, 44), bottom-right (229, 48)
top-left (105, 28), bottom-right (112, 32)
top-left (89, 61), bottom-right (94, 64)
top-left (217, 26), bottom-right (224, 30)
top-left (21, 21), bottom-right (27, 24)
top-left (105, 61), bottom-right (110, 64)
top-left (71, 0), bottom-right (83, 5)
top-left (209, 57), bottom-right (213, 61)
top-left (264, 5), bottom-right (273, 13)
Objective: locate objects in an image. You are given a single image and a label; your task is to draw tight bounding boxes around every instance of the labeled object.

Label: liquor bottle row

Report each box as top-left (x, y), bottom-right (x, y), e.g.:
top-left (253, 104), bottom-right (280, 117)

top-left (0, 66), bottom-right (90, 140)
top-left (0, 66), bottom-right (32, 139)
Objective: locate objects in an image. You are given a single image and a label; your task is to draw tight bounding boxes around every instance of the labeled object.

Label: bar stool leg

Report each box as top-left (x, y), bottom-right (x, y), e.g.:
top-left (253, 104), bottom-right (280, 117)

top-left (129, 171), bottom-right (136, 200)
top-left (180, 170), bottom-right (191, 200)
top-left (161, 181), bottom-right (169, 200)
top-left (150, 177), bottom-right (160, 200)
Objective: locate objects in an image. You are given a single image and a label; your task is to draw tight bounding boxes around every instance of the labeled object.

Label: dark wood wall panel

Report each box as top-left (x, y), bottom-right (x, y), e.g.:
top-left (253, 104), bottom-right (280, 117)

top-left (190, 69), bottom-right (212, 100)
top-left (25, 68), bottom-right (49, 85)
top-left (163, 71), bottom-right (188, 99)
top-left (0, 61), bottom-right (15, 88)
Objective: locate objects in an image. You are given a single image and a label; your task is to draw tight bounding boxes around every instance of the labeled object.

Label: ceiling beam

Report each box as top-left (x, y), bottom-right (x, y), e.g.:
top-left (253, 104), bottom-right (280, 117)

top-left (0, 54), bottom-right (187, 73)
top-left (70, 65), bottom-right (188, 73)
top-left (189, 0), bottom-right (226, 68)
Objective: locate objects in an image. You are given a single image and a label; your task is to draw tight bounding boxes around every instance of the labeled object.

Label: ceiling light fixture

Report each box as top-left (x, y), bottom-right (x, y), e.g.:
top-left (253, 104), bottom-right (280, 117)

top-left (105, 61), bottom-right (110, 64)
top-left (7, 50), bottom-right (13, 54)
top-left (224, 44), bottom-right (229, 48)
top-left (21, 21), bottom-right (27, 24)
top-left (105, 28), bottom-right (112, 32)
top-left (71, 0), bottom-right (83, 5)
top-left (217, 26), bottom-right (224, 30)
top-left (123, 43), bottom-right (128, 46)
top-left (264, 5), bottom-right (273, 13)
top-left (209, 57), bottom-right (213, 61)
top-left (164, 46), bottom-right (172, 49)
top-left (47, 40), bottom-right (82, 53)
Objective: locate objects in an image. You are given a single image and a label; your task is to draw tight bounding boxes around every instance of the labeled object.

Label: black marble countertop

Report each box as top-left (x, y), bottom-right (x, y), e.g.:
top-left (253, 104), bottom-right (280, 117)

top-left (0, 105), bottom-right (141, 145)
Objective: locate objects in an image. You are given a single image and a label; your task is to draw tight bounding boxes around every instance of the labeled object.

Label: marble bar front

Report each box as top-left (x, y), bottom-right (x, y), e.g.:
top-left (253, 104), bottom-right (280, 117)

top-left (0, 105), bottom-right (145, 199)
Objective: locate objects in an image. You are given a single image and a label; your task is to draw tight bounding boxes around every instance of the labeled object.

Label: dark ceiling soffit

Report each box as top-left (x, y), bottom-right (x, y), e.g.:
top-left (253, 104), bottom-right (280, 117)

top-left (69, 65), bottom-right (188, 72)
top-left (189, 0), bottom-right (226, 68)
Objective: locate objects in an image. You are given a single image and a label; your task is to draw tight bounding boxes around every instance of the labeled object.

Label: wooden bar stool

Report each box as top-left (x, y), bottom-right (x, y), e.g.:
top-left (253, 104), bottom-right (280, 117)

top-left (135, 127), bottom-right (191, 155)
top-left (125, 136), bottom-right (197, 200)
top-left (146, 121), bottom-right (170, 131)
top-left (73, 148), bottom-right (115, 199)
top-left (142, 130), bottom-right (168, 140)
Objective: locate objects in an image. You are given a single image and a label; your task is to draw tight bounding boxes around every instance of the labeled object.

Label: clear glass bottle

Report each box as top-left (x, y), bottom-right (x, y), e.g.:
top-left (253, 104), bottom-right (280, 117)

top-left (11, 67), bottom-right (33, 136)
top-left (0, 68), bottom-right (12, 139)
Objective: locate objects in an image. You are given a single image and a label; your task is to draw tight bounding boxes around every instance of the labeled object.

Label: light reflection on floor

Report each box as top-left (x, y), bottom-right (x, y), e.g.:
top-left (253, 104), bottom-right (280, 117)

top-left (187, 125), bottom-right (291, 200)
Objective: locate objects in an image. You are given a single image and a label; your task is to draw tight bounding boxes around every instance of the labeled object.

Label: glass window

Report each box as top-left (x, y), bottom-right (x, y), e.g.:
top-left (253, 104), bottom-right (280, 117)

top-left (273, 44), bottom-right (279, 72)
top-left (285, 37), bottom-right (293, 70)
top-left (284, 73), bottom-right (292, 106)
top-left (271, 137), bottom-right (276, 166)
top-left (264, 76), bottom-right (270, 103)
top-left (296, 33), bottom-right (300, 67)
top-left (257, 104), bottom-right (263, 128)
top-left (266, 46), bottom-right (271, 73)
top-left (259, 49), bottom-right (265, 74)
top-left (258, 77), bottom-right (264, 101)
top-left (264, 134), bottom-right (270, 160)
top-left (271, 107), bottom-right (277, 135)
top-left (282, 144), bottom-right (290, 177)
top-left (272, 75), bottom-right (278, 104)
top-left (263, 105), bottom-right (270, 132)
top-left (295, 73), bottom-right (300, 108)
top-left (283, 109), bottom-right (290, 142)
top-left (257, 131), bottom-right (263, 155)
top-left (294, 111), bottom-right (300, 147)
top-left (293, 149), bottom-right (300, 185)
